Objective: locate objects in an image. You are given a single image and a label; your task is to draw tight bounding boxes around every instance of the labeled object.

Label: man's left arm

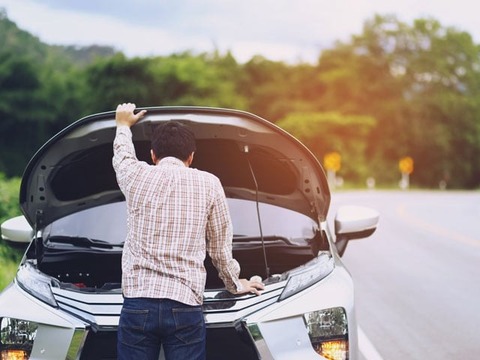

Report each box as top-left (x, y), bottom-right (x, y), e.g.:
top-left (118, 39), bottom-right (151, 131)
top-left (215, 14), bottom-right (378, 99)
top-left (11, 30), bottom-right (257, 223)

top-left (206, 181), bottom-right (264, 295)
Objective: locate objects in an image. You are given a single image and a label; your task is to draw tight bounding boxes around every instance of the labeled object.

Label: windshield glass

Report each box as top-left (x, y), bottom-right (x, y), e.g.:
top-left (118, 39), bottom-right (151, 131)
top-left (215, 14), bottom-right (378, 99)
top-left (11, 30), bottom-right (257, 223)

top-left (43, 199), bottom-right (318, 245)
top-left (44, 202), bottom-right (127, 245)
top-left (229, 199), bottom-right (317, 243)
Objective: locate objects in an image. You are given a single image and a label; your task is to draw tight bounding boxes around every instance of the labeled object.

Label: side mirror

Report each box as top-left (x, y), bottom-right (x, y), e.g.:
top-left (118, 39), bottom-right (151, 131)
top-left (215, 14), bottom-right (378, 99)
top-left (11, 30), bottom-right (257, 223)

top-left (1, 215), bottom-right (33, 245)
top-left (334, 205), bottom-right (379, 256)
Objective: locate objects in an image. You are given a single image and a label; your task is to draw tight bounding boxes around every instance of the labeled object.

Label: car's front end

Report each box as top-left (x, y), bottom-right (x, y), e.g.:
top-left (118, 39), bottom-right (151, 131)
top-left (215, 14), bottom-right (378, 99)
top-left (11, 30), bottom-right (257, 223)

top-left (1, 250), bottom-right (355, 360)
top-left (1, 107), bottom-right (378, 359)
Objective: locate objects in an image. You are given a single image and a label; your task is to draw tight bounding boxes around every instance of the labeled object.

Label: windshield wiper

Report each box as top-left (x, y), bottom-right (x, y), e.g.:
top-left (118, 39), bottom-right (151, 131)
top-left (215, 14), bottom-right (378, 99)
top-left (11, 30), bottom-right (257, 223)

top-left (47, 236), bottom-right (120, 249)
top-left (233, 235), bottom-right (295, 246)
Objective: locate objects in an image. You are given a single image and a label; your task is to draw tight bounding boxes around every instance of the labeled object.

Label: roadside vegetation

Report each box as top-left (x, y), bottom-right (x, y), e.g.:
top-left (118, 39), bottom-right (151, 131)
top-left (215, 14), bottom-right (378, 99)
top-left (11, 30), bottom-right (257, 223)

top-left (1, 9), bottom-right (480, 289)
top-left (1, 10), bottom-right (479, 189)
top-left (0, 175), bottom-right (22, 290)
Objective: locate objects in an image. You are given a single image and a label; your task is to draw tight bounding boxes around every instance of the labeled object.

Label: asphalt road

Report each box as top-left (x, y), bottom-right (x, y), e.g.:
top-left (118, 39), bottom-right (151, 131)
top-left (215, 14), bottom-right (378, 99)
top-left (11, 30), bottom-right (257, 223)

top-left (329, 190), bottom-right (480, 360)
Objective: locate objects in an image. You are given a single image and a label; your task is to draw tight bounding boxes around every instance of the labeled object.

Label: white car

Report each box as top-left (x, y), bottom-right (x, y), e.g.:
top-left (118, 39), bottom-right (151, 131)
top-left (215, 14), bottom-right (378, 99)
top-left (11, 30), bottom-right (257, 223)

top-left (0, 107), bottom-right (379, 360)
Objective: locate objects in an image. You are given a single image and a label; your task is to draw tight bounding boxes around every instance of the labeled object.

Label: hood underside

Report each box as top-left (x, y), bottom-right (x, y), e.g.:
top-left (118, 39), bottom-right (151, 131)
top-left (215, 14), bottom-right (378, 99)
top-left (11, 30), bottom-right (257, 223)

top-left (20, 107), bottom-right (330, 227)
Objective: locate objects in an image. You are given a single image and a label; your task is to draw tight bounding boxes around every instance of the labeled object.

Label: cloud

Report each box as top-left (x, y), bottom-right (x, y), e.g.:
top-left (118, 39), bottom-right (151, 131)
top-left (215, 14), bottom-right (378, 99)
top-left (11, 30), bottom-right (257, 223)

top-left (2, 0), bottom-right (480, 64)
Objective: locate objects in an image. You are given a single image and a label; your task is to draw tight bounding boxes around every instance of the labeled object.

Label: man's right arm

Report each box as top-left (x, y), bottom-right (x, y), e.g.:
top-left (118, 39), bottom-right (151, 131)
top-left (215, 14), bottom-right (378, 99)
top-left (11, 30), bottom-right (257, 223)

top-left (112, 126), bottom-right (140, 193)
top-left (112, 103), bottom-right (147, 192)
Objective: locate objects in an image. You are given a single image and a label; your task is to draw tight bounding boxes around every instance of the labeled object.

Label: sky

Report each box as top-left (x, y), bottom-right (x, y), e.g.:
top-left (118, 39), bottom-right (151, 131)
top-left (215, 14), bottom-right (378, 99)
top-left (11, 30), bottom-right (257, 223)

top-left (1, 0), bottom-right (480, 63)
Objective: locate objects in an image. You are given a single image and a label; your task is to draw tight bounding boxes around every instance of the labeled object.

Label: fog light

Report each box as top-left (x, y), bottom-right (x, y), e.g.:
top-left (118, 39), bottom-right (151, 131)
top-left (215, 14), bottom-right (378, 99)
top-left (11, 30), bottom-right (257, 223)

top-left (317, 339), bottom-right (348, 360)
top-left (0, 349), bottom-right (28, 360)
top-left (0, 318), bottom-right (38, 359)
top-left (304, 307), bottom-right (349, 360)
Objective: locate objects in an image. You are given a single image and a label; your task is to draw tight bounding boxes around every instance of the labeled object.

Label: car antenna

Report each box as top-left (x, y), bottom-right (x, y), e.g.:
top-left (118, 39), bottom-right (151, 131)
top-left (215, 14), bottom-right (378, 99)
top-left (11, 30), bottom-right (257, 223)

top-left (244, 145), bottom-right (270, 279)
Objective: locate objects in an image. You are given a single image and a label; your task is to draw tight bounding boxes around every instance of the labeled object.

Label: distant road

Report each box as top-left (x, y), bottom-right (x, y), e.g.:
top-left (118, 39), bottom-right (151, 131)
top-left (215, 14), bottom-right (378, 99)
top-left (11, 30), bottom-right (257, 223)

top-left (329, 190), bottom-right (480, 360)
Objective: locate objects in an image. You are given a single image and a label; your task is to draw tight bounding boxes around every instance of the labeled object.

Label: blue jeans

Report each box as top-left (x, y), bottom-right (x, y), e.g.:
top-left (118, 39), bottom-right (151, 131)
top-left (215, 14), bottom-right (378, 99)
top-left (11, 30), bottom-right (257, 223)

top-left (117, 297), bottom-right (206, 360)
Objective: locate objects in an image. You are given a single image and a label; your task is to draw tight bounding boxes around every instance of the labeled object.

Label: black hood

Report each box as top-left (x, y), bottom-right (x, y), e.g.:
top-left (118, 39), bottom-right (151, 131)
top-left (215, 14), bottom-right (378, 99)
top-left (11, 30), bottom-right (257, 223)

top-left (20, 107), bottom-right (330, 228)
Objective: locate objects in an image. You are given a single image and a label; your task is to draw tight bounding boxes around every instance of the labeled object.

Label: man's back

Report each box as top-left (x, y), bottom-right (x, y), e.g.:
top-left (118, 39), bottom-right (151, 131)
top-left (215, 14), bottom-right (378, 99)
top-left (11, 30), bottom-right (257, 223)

top-left (118, 154), bottom-right (231, 305)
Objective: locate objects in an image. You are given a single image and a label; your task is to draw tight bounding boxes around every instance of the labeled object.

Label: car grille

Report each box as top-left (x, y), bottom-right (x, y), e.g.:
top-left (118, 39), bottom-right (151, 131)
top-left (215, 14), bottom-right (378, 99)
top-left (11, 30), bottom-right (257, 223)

top-left (53, 283), bottom-right (284, 359)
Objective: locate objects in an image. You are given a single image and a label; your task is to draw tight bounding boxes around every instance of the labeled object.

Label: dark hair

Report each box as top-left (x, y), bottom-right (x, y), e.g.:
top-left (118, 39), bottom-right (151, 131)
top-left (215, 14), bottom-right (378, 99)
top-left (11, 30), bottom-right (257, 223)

top-left (151, 121), bottom-right (196, 161)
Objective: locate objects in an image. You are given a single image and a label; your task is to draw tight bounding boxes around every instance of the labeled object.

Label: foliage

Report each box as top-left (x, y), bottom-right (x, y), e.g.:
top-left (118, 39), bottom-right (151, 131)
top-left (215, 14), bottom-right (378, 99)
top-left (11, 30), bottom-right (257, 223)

top-left (0, 245), bottom-right (20, 291)
top-left (238, 56), bottom-right (320, 121)
top-left (147, 52), bottom-right (247, 109)
top-left (0, 173), bottom-right (21, 224)
top-left (0, 52), bottom-right (40, 175)
top-left (0, 173), bottom-right (22, 291)
top-left (0, 10), bottom-right (113, 176)
top-left (278, 112), bottom-right (376, 181)
top-left (0, 11), bottom-right (479, 189)
top-left (84, 52), bottom-right (248, 113)
top-left (315, 15), bottom-right (480, 187)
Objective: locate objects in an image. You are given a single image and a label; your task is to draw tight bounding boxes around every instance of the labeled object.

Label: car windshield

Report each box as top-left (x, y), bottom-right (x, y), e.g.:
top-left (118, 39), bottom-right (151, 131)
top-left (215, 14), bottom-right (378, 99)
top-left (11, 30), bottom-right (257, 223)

top-left (43, 202), bottom-right (128, 246)
top-left (38, 199), bottom-right (325, 289)
top-left (43, 199), bottom-right (318, 246)
top-left (229, 199), bottom-right (317, 243)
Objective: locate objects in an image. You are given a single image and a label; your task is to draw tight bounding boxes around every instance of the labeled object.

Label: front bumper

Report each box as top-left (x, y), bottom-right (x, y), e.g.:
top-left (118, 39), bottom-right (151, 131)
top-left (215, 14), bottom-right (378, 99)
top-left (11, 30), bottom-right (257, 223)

top-left (0, 265), bottom-right (357, 360)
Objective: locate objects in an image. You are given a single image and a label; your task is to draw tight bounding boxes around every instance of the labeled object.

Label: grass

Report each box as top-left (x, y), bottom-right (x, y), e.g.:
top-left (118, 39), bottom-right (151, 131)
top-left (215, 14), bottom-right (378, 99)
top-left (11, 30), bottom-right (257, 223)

top-left (0, 174), bottom-right (23, 291)
top-left (0, 241), bottom-right (22, 291)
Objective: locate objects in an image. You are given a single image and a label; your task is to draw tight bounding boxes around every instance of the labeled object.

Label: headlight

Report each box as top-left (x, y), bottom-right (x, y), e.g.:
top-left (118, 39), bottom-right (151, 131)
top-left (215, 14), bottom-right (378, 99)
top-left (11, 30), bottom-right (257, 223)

top-left (279, 253), bottom-right (334, 301)
top-left (16, 262), bottom-right (58, 307)
top-left (304, 307), bottom-right (349, 360)
top-left (0, 317), bottom-right (38, 360)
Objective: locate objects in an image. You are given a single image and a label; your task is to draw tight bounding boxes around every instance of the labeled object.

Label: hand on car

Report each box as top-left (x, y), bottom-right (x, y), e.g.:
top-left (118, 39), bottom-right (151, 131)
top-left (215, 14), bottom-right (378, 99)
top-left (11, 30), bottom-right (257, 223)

top-left (115, 103), bottom-right (147, 128)
top-left (237, 277), bottom-right (265, 296)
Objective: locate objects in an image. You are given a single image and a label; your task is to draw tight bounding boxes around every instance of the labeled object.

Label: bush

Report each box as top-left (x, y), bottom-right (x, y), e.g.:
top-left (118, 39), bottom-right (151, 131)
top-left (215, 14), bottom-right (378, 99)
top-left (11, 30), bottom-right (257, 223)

top-left (0, 173), bottom-right (21, 223)
top-left (0, 173), bottom-right (23, 291)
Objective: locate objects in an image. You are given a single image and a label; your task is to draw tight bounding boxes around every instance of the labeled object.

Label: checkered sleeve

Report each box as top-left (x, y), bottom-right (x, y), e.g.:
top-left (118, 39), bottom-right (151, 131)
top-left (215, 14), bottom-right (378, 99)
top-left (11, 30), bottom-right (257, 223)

top-left (206, 179), bottom-right (242, 293)
top-left (112, 126), bottom-right (142, 193)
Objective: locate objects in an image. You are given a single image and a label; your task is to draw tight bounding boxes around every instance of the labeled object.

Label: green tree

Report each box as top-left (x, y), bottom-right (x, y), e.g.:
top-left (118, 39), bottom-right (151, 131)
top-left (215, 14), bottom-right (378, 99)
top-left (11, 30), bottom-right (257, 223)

top-left (147, 52), bottom-right (246, 108)
top-left (0, 173), bottom-right (22, 291)
top-left (0, 51), bottom-right (90, 176)
top-left (0, 173), bottom-right (21, 224)
top-left (316, 15), bottom-right (480, 187)
top-left (278, 112), bottom-right (376, 182)
top-left (0, 11), bottom-right (108, 176)
top-left (84, 52), bottom-right (247, 112)
top-left (0, 53), bottom-right (42, 175)
top-left (238, 56), bottom-right (320, 121)
top-left (84, 54), bottom-right (156, 112)
top-left (397, 19), bottom-right (480, 187)
top-left (1, 9), bottom-right (480, 188)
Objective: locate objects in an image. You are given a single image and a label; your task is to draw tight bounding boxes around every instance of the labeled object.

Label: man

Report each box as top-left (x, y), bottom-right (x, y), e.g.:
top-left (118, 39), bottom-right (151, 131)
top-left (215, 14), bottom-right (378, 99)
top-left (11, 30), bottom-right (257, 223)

top-left (113, 103), bottom-right (264, 360)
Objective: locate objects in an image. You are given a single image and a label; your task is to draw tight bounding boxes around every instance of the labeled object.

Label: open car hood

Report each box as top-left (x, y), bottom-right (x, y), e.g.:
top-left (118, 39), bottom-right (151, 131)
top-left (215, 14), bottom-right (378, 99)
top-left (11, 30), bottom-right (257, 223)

top-left (20, 107), bottom-right (330, 228)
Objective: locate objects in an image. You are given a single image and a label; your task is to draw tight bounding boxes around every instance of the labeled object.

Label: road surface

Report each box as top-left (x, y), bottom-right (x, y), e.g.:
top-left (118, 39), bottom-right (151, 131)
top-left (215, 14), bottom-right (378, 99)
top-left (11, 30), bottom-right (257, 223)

top-left (329, 190), bottom-right (480, 360)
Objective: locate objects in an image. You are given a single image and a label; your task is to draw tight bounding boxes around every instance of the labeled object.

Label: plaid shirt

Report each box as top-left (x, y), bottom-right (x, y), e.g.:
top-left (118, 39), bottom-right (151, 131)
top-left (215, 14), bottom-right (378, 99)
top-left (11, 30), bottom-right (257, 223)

top-left (112, 126), bottom-right (241, 305)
